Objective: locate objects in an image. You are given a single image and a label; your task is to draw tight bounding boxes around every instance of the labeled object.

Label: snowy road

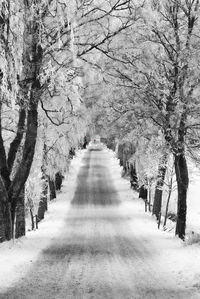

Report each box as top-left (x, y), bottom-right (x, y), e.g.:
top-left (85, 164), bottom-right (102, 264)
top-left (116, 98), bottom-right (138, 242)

top-left (1, 150), bottom-right (199, 299)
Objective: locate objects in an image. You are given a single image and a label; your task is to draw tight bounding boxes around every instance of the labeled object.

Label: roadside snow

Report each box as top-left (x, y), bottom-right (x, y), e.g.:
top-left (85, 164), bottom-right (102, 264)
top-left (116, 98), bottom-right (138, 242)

top-left (0, 150), bottom-right (86, 292)
top-left (105, 148), bottom-right (200, 295)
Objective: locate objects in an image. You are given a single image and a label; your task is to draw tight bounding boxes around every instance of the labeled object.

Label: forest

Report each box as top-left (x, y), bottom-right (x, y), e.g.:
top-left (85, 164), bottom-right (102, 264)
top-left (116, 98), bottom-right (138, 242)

top-left (0, 0), bottom-right (200, 243)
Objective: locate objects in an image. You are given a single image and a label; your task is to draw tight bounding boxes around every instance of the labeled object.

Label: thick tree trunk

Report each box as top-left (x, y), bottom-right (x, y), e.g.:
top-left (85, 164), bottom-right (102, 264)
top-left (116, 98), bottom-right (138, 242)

top-left (15, 188), bottom-right (25, 239)
top-left (9, 99), bottom-right (39, 232)
top-left (0, 103), bottom-right (10, 190)
top-left (0, 176), bottom-right (11, 241)
top-left (7, 108), bottom-right (26, 173)
top-left (0, 202), bottom-right (11, 242)
top-left (0, 103), bottom-right (12, 240)
top-left (174, 153), bottom-right (188, 240)
top-left (153, 152), bottom-right (168, 220)
top-left (48, 177), bottom-right (56, 200)
top-left (0, 207), bottom-right (5, 242)
top-left (55, 172), bottom-right (63, 191)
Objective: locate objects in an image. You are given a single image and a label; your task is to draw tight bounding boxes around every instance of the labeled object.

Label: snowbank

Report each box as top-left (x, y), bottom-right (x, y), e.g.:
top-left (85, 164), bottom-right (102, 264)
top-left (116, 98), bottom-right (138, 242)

top-left (0, 149), bottom-right (86, 292)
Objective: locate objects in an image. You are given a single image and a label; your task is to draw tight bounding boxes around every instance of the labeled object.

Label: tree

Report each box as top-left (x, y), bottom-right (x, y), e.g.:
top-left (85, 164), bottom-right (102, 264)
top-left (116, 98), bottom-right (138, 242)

top-left (139, 0), bottom-right (200, 239)
top-left (86, 0), bottom-right (200, 240)
top-left (0, 0), bottom-right (137, 241)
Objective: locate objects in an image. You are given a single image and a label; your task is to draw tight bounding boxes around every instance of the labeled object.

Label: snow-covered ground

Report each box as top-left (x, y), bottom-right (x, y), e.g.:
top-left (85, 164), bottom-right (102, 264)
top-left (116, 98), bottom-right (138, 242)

top-left (0, 150), bottom-right (86, 292)
top-left (106, 148), bottom-right (200, 294)
top-left (187, 160), bottom-right (200, 234)
top-left (0, 148), bottom-right (200, 297)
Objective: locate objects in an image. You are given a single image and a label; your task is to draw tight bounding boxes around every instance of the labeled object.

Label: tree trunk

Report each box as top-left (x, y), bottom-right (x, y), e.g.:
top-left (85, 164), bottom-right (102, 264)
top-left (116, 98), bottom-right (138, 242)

top-left (9, 98), bottom-right (39, 232)
top-left (7, 108), bottom-right (26, 173)
top-left (8, 2), bottom-right (42, 232)
top-left (15, 188), bottom-right (25, 239)
top-left (0, 206), bottom-right (5, 242)
top-left (37, 168), bottom-right (48, 221)
top-left (117, 144), bottom-right (123, 167)
top-left (55, 172), bottom-right (63, 191)
top-left (48, 177), bottom-right (56, 200)
top-left (0, 176), bottom-right (11, 241)
top-left (37, 176), bottom-right (48, 221)
top-left (163, 176), bottom-right (173, 227)
top-left (0, 201), bottom-right (11, 242)
top-left (148, 180), bottom-right (152, 212)
top-left (174, 153), bottom-right (188, 240)
top-left (30, 209), bottom-right (34, 230)
top-left (130, 162), bottom-right (138, 189)
top-left (153, 152), bottom-right (168, 220)
top-left (0, 103), bottom-right (10, 190)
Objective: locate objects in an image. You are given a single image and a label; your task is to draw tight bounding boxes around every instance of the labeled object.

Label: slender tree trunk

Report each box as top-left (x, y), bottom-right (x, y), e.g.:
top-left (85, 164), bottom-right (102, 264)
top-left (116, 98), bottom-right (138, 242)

top-left (148, 180), bottom-right (152, 212)
top-left (130, 162), bottom-right (138, 189)
top-left (163, 176), bottom-right (173, 227)
top-left (174, 108), bottom-right (188, 240)
top-left (174, 152), bottom-right (188, 240)
top-left (30, 209), bottom-right (34, 230)
top-left (153, 152), bottom-right (168, 220)
top-left (48, 177), bottom-right (56, 200)
top-left (37, 176), bottom-right (48, 221)
top-left (15, 187), bottom-right (25, 239)
top-left (117, 144), bottom-right (123, 167)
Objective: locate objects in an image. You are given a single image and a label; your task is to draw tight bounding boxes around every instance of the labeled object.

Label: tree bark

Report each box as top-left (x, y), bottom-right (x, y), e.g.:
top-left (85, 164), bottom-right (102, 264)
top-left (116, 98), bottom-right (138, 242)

top-left (163, 176), bottom-right (173, 227)
top-left (55, 172), bottom-right (63, 191)
top-left (15, 187), bottom-right (25, 239)
top-left (0, 103), bottom-right (10, 189)
top-left (48, 177), bottom-right (56, 200)
top-left (174, 152), bottom-right (188, 240)
top-left (37, 175), bottom-right (48, 221)
top-left (0, 175), bottom-right (11, 241)
top-left (153, 152), bottom-right (168, 220)
top-left (30, 208), bottom-right (34, 230)
top-left (9, 98), bottom-right (39, 234)
top-left (7, 108), bottom-right (26, 174)
top-left (148, 180), bottom-right (152, 213)
top-left (129, 162), bottom-right (138, 189)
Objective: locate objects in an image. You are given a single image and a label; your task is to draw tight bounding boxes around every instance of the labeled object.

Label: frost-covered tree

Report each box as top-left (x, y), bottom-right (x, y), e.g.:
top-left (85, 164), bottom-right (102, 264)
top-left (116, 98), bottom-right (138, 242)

top-left (0, 0), bottom-right (137, 241)
top-left (138, 0), bottom-right (200, 239)
top-left (87, 0), bottom-right (200, 239)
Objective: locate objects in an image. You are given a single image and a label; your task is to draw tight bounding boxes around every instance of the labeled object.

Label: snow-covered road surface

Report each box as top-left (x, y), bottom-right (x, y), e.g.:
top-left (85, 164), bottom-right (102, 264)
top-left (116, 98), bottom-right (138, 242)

top-left (1, 150), bottom-right (199, 298)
